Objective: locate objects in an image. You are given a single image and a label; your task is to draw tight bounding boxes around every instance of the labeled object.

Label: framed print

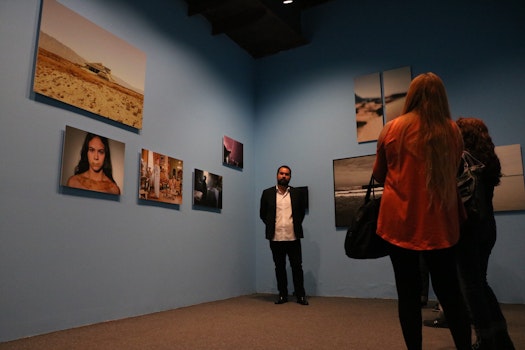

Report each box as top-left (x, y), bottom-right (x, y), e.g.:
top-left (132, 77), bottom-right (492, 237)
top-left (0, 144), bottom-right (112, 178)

top-left (61, 125), bottom-right (125, 195)
top-left (333, 155), bottom-right (382, 227)
top-left (382, 66), bottom-right (412, 123)
top-left (34, 0), bottom-right (146, 129)
top-left (297, 186), bottom-right (309, 210)
top-left (494, 144), bottom-right (525, 211)
top-left (193, 169), bottom-right (223, 209)
top-left (223, 135), bottom-right (243, 169)
top-left (139, 149), bottom-right (183, 205)
top-left (354, 72), bottom-right (383, 143)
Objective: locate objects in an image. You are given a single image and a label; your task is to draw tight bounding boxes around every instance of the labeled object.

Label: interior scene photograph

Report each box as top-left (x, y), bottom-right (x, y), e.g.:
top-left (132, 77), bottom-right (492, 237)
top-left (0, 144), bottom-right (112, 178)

top-left (1, 0), bottom-right (524, 349)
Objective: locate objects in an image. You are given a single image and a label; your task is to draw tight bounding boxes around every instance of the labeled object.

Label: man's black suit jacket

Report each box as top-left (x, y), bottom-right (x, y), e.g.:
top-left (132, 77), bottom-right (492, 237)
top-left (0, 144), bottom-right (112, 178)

top-left (259, 186), bottom-right (306, 241)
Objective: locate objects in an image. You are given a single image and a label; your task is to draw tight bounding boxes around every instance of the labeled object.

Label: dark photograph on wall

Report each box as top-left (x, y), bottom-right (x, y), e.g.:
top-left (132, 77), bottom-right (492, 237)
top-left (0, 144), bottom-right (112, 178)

top-left (296, 186), bottom-right (309, 210)
top-left (223, 135), bottom-right (243, 169)
top-left (139, 149), bottom-right (183, 205)
top-left (494, 144), bottom-right (525, 212)
top-left (193, 169), bottom-right (223, 209)
top-left (333, 155), bottom-right (383, 227)
top-left (61, 125), bottom-right (125, 195)
top-left (382, 66), bottom-right (412, 123)
top-left (34, 0), bottom-right (146, 129)
top-left (354, 72), bottom-right (384, 143)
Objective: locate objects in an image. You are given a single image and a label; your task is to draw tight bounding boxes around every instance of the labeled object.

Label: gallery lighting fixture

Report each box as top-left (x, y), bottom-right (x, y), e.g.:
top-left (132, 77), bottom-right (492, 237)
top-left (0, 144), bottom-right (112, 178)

top-left (283, 0), bottom-right (293, 4)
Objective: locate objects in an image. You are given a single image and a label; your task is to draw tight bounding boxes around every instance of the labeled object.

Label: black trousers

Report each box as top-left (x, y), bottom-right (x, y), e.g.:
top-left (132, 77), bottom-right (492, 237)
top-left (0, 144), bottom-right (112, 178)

top-left (389, 244), bottom-right (472, 350)
top-left (270, 240), bottom-right (306, 298)
top-left (457, 216), bottom-right (513, 348)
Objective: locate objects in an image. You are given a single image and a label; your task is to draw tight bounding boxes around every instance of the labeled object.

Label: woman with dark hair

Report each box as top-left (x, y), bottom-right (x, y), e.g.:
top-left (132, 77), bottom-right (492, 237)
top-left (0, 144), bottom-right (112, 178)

top-left (67, 133), bottom-right (121, 194)
top-left (455, 117), bottom-right (514, 350)
top-left (373, 73), bottom-right (471, 349)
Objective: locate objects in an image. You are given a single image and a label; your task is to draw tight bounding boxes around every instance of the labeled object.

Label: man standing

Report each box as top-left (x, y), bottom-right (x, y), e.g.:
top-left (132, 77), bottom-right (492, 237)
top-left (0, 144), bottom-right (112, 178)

top-left (260, 165), bottom-right (308, 305)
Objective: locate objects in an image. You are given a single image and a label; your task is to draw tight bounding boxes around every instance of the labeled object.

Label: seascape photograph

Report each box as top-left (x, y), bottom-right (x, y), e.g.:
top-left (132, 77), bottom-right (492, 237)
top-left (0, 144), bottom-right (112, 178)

top-left (333, 155), bottom-right (382, 227)
top-left (354, 72), bottom-right (383, 143)
top-left (33, 0), bottom-right (146, 129)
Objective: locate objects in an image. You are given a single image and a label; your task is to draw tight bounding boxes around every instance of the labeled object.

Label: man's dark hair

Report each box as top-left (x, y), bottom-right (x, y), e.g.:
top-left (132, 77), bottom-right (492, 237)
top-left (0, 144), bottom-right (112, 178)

top-left (277, 165), bottom-right (291, 176)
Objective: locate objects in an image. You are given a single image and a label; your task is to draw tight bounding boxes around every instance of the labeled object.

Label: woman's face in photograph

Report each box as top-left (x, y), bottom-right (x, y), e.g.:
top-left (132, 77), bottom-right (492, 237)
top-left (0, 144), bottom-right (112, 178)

top-left (87, 136), bottom-right (106, 172)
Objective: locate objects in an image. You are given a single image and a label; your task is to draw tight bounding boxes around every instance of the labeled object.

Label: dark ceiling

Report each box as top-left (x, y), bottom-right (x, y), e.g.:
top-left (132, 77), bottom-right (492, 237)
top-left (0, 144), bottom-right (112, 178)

top-left (182, 0), bottom-right (334, 59)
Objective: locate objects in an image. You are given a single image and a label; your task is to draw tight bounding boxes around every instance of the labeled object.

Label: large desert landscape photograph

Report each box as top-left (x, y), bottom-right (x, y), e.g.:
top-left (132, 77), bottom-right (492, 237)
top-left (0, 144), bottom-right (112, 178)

top-left (33, 0), bottom-right (146, 129)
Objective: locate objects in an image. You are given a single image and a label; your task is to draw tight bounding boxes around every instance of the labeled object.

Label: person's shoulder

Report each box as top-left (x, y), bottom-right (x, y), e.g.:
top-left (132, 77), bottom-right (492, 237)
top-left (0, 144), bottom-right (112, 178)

top-left (262, 186), bottom-right (275, 193)
top-left (67, 174), bottom-right (81, 187)
top-left (261, 186), bottom-right (277, 197)
top-left (108, 183), bottom-right (121, 195)
top-left (389, 113), bottom-right (414, 127)
top-left (289, 187), bottom-right (304, 198)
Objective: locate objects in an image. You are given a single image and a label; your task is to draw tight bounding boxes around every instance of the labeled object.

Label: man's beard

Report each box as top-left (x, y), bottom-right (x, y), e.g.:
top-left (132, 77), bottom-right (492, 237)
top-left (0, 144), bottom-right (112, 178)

top-left (278, 178), bottom-right (289, 187)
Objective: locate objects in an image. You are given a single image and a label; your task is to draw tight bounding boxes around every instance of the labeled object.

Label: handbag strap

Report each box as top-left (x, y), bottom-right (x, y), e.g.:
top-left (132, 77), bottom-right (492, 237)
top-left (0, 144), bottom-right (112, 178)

top-left (365, 175), bottom-right (376, 202)
top-left (462, 150), bottom-right (485, 172)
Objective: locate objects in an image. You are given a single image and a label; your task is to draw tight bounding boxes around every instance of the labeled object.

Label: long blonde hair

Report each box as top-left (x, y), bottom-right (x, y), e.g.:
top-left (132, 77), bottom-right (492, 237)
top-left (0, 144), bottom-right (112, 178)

top-left (401, 73), bottom-right (461, 208)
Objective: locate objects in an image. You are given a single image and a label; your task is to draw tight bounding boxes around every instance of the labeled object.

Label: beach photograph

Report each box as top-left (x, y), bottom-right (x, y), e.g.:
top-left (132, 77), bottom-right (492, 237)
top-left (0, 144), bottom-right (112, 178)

top-left (33, 0), bottom-right (146, 129)
top-left (382, 66), bottom-right (412, 123)
top-left (354, 72), bottom-right (383, 143)
top-left (333, 155), bottom-right (382, 227)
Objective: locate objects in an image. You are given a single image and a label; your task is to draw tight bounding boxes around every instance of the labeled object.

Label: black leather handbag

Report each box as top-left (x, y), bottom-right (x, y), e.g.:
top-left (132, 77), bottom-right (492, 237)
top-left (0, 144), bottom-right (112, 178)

top-left (344, 176), bottom-right (389, 259)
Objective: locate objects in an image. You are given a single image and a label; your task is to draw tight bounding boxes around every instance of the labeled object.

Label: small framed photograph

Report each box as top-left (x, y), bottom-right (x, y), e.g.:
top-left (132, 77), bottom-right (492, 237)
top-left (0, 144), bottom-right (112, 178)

top-left (61, 125), bottom-right (125, 195)
top-left (193, 169), bottom-right (223, 209)
top-left (494, 144), bottom-right (525, 212)
top-left (139, 149), bottom-right (183, 205)
top-left (333, 154), bottom-right (382, 227)
top-left (354, 72), bottom-right (383, 143)
top-left (223, 136), bottom-right (243, 169)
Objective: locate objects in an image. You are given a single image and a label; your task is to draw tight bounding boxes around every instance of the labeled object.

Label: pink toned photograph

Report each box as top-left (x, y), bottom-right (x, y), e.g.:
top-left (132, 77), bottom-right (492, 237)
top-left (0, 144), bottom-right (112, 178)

top-left (140, 149), bottom-right (183, 205)
top-left (34, 0), bottom-right (146, 129)
top-left (223, 136), bottom-right (243, 169)
top-left (61, 125), bottom-right (125, 195)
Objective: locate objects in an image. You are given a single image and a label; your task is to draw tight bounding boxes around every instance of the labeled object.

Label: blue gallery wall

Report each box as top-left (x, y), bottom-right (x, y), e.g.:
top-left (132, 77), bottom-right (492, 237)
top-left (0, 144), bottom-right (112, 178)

top-left (1, 0), bottom-right (524, 343)
top-left (0, 0), bottom-right (256, 342)
top-left (254, 0), bottom-right (525, 301)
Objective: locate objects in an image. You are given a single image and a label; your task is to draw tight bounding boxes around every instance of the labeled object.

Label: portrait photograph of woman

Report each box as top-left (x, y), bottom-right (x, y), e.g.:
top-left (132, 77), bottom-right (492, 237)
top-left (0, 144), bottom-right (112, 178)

top-left (60, 125), bottom-right (125, 195)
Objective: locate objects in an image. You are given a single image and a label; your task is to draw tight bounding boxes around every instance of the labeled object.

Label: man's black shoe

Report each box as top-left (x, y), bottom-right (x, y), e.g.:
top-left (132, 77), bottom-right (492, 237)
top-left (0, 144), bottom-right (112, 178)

top-left (296, 296), bottom-right (309, 305)
top-left (275, 296), bottom-right (288, 304)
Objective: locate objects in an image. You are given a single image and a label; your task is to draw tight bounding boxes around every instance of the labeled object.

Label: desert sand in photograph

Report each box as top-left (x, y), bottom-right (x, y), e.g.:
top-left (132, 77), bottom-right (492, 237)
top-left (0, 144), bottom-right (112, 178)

top-left (34, 47), bottom-right (144, 129)
top-left (355, 97), bottom-right (383, 143)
